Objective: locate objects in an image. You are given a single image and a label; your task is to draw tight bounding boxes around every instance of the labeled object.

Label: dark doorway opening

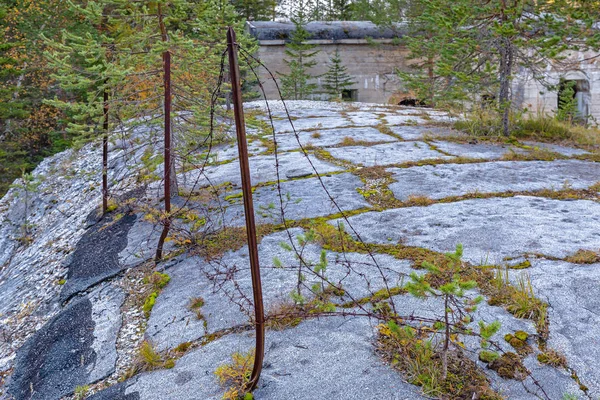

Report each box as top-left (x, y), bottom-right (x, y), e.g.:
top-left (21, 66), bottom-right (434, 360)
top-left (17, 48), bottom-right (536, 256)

top-left (342, 89), bottom-right (358, 101)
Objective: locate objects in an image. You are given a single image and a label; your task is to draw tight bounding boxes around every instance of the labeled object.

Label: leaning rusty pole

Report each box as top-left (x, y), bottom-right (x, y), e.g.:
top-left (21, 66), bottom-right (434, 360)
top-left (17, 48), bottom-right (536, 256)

top-left (227, 26), bottom-right (265, 392)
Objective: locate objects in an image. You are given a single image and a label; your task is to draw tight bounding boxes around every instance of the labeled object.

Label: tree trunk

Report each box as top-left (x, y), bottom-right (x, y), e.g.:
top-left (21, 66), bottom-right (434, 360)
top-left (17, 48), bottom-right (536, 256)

top-left (498, 36), bottom-right (514, 136)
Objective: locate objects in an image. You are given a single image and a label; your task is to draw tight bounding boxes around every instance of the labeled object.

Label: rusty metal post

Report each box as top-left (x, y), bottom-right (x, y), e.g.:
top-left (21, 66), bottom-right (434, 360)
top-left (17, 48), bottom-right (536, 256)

top-left (227, 26), bottom-right (265, 392)
top-left (102, 84), bottom-right (109, 214)
top-left (156, 50), bottom-right (172, 261)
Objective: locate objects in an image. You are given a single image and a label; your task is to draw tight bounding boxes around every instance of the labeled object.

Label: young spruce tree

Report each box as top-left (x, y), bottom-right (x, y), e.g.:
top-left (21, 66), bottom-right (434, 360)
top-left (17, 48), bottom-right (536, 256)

top-left (279, 12), bottom-right (319, 100)
top-left (323, 50), bottom-right (355, 100)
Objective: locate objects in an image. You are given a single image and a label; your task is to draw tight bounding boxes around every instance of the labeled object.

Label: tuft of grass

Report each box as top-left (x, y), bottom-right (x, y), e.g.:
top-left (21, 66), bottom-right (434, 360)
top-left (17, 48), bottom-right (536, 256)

top-left (265, 301), bottom-right (303, 331)
top-left (310, 132), bottom-right (322, 139)
top-left (74, 385), bottom-right (89, 400)
top-left (122, 340), bottom-right (177, 378)
top-left (139, 340), bottom-right (163, 369)
top-left (537, 349), bottom-right (568, 368)
top-left (405, 195), bottom-right (435, 207)
top-left (565, 249), bottom-right (600, 264)
top-left (484, 269), bottom-right (548, 338)
top-left (188, 296), bottom-right (206, 320)
top-left (215, 349), bottom-right (255, 400)
top-left (143, 271), bottom-right (171, 290)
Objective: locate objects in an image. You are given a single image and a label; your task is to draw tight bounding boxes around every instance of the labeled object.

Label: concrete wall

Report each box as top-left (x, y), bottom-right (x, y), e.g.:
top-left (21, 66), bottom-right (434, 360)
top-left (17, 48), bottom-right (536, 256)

top-left (255, 41), bottom-right (409, 103)
top-left (513, 50), bottom-right (600, 122)
top-left (256, 39), bottom-right (600, 120)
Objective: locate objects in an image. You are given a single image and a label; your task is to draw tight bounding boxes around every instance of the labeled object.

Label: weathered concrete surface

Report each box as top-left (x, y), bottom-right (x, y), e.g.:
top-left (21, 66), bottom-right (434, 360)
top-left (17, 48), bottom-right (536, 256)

top-left (97, 318), bottom-right (424, 400)
top-left (326, 141), bottom-right (452, 166)
top-left (7, 284), bottom-right (124, 400)
top-left (224, 172), bottom-right (370, 224)
top-left (146, 228), bottom-right (413, 351)
top-left (431, 140), bottom-right (518, 159)
top-left (60, 211), bottom-right (137, 302)
top-left (273, 126), bottom-right (397, 151)
top-left (180, 152), bottom-right (344, 189)
top-left (388, 160), bottom-right (600, 200)
top-left (336, 196), bottom-right (600, 265)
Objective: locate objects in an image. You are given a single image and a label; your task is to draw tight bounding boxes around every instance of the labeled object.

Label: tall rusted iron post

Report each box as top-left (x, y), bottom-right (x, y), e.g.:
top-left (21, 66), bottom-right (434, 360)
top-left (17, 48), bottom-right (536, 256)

top-left (156, 50), bottom-right (172, 261)
top-left (102, 84), bottom-right (109, 214)
top-left (227, 26), bottom-right (265, 392)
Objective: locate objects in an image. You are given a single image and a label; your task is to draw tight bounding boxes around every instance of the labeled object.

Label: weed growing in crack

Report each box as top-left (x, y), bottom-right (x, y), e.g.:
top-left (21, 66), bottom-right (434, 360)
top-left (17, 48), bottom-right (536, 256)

top-left (215, 349), bottom-right (255, 400)
top-left (141, 271), bottom-right (171, 317)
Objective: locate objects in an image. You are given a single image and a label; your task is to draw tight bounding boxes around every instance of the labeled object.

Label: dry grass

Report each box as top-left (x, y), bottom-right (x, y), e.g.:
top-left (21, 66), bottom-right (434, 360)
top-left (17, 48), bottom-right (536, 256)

top-left (565, 249), bottom-right (600, 264)
top-left (215, 349), bottom-right (255, 400)
top-left (405, 195), bottom-right (435, 207)
top-left (537, 349), bottom-right (568, 368)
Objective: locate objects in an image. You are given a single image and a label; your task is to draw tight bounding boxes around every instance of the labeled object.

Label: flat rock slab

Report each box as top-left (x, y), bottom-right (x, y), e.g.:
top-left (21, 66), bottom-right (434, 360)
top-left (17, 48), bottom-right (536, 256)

top-left (224, 172), bottom-right (370, 224)
top-left (518, 260), bottom-right (600, 397)
top-left (388, 160), bottom-right (600, 200)
top-left (272, 116), bottom-right (352, 133)
top-left (384, 115), bottom-right (429, 126)
top-left (522, 141), bottom-right (590, 157)
top-left (147, 229), bottom-right (413, 351)
top-left (389, 126), bottom-right (466, 141)
top-left (118, 216), bottom-right (174, 268)
top-left (97, 318), bottom-right (424, 400)
top-left (180, 152), bottom-right (344, 189)
top-left (209, 140), bottom-right (267, 162)
top-left (273, 127), bottom-right (397, 151)
top-left (8, 284), bottom-right (124, 400)
top-left (326, 142), bottom-right (451, 167)
top-left (334, 196), bottom-right (600, 265)
top-left (61, 211), bottom-right (137, 302)
top-left (431, 140), bottom-right (518, 159)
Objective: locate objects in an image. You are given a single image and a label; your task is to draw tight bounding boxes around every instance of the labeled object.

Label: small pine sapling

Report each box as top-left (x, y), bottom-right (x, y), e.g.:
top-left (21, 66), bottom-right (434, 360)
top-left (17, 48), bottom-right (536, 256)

top-left (405, 244), bottom-right (492, 380)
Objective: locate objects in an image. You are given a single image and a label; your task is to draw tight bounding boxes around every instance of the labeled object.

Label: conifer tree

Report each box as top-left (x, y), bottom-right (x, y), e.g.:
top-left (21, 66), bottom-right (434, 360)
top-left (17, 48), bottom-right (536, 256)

top-left (399, 0), bottom-right (600, 136)
top-left (323, 50), bottom-right (355, 100)
top-left (279, 15), bottom-right (319, 100)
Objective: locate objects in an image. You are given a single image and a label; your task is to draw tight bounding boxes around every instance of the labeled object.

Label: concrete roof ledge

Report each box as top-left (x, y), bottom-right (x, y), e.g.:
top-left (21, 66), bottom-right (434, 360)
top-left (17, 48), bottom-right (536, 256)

top-left (246, 21), bottom-right (407, 43)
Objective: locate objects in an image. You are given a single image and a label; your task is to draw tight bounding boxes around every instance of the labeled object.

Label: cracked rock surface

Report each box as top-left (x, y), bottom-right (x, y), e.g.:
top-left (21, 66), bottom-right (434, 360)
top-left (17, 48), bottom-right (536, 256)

top-left (1, 101), bottom-right (599, 400)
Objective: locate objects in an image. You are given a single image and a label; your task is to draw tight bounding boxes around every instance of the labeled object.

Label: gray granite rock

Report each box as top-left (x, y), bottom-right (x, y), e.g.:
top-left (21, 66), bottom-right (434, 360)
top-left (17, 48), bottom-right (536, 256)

top-left (273, 116), bottom-right (353, 133)
top-left (389, 126), bottom-right (466, 141)
top-left (335, 196), bottom-right (600, 265)
top-left (224, 172), bottom-right (370, 224)
top-left (118, 216), bottom-right (167, 268)
top-left (180, 152), bottom-right (344, 189)
top-left (7, 284), bottom-right (123, 400)
top-left (106, 318), bottom-right (425, 400)
top-left (273, 126), bottom-right (397, 151)
top-left (516, 260), bottom-right (600, 397)
top-left (384, 114), bottom-right (429, 126)
top-left (61, 211), bottom-right (137, 302)
top-left (430, 140), bottom-right (518, 159)
top-left (326, 142), bottom-right (452, 167)
top-left (388, 160), bottom-right (600, 200)
top-left (146, 229), bottom-right (413, 351)
top-left (522, 141), bottom-right (590, 157)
